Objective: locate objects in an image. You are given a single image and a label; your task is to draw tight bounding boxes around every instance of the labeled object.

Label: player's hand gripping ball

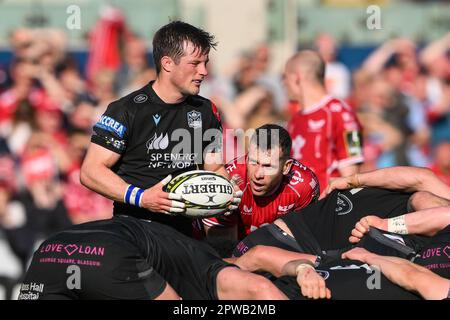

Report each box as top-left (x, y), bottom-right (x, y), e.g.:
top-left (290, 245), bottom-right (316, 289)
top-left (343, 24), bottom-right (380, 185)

top-left (165, 170), bottom-right (235, 218)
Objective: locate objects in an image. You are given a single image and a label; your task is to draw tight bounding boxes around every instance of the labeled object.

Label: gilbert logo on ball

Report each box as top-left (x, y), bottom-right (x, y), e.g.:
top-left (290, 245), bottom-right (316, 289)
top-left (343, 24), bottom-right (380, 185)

top-left (165, 170), bottom-right (234, 218)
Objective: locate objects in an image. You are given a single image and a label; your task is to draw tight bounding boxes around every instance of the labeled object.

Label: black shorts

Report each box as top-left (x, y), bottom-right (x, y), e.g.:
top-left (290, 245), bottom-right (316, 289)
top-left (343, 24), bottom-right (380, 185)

top-left (281, 188), bottom-right (413, 252)
top-left (273, 259), bottom-right (421, 300)
top-left (18, 216), bottom-right (233, 300)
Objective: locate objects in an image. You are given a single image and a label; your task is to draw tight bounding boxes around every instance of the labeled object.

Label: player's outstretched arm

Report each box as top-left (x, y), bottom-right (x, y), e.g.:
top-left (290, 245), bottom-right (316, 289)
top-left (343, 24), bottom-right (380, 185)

top-left (234, 245), bottom-right (317, 277)
top-left (80, 143), bottom-right (185, 214)
top-left (349, 205), bottom-right (450, 243)
top-left (323, 166), bottom-right (450, 200)
top-left (342, 247), bottom-right (450, 300)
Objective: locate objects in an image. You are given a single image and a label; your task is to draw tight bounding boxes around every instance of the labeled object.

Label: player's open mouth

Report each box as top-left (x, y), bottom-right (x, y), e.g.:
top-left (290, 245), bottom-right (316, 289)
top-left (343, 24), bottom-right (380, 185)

top-left (192, 79), bottom-right (203, 85)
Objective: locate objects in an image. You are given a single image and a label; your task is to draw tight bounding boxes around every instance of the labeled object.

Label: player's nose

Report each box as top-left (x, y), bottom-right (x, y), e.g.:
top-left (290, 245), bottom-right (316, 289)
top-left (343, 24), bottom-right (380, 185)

top-left (198, 63), bottom-right (208, 77)
top-left (255, 166), bottom-right (265, 179)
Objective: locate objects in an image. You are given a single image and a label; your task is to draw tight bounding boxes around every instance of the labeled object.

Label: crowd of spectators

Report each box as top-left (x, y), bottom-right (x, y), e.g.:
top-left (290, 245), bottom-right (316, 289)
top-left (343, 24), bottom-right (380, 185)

top-left (0, 18), bottom-right (449, 293)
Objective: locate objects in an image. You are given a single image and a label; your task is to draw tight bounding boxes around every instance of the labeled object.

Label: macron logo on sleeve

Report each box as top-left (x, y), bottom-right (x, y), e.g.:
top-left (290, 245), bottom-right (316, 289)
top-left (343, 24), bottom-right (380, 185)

top-left (95, 116), bottom-right (126, 138)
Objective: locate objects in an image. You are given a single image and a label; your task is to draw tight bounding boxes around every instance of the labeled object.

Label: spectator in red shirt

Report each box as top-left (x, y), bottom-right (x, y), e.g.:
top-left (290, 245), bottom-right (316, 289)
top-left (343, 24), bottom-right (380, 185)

top-left (63, 129), bottom-right (113, 224)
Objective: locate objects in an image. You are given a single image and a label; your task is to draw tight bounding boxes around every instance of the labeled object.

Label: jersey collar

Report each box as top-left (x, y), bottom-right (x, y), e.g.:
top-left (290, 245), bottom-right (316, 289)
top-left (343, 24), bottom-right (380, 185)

top-left (301, 95), bottom-right (333, 115)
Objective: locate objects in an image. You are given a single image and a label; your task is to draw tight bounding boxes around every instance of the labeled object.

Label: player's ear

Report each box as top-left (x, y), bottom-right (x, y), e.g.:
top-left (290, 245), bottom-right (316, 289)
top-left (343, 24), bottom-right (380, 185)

top-left (282, 159), bottom-right (293, 175)
top-left (161, 56), bottom-right (173, 72)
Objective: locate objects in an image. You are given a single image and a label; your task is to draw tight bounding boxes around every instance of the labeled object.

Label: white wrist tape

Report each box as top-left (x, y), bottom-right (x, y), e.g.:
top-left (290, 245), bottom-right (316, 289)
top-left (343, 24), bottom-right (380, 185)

top-left (388, 215), bottom-right (408, 234)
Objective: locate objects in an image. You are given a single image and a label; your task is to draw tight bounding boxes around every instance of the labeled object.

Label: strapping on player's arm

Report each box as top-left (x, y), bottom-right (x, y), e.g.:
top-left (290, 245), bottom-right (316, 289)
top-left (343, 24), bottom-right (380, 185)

top-left (282, 259), bottom-right (331, 300)
top-left (224, 177), bottom-right (243, 216)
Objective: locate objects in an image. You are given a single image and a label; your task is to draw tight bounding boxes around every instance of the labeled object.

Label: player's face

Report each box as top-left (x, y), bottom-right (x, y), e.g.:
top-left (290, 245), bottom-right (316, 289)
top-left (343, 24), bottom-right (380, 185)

top-left (247, 145), bottom-right (288, 197)
top-left (170, 41), bottom-right (209, 96)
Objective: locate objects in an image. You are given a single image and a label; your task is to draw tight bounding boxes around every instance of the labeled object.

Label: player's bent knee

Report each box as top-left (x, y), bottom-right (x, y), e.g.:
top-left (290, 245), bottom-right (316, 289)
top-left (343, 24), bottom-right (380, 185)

top-left (248, 276), bottom-right (287, 300)
top-left (216, 267), bottom-right (287, 300)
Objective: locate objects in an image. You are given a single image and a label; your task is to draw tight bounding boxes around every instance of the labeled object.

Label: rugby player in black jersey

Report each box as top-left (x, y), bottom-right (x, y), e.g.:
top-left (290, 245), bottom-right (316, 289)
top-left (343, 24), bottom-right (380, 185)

top-left (80, 21), bottom-right (241, 237)
top-left (18, 166), bottom-right (449, 300)
top-left (232, 204), bottom-right (450, 300)
top-left (232, 166), bottom-right (450, 259)
top-left (228, 166), bottom-right (450, 299)
top-left (18, 215), bottom-right (287, 300)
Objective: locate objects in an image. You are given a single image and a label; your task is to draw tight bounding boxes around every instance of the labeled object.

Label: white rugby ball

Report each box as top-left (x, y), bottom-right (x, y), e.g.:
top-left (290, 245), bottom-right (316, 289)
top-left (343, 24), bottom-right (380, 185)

top-left (165, 170), bottom-right (234, 218)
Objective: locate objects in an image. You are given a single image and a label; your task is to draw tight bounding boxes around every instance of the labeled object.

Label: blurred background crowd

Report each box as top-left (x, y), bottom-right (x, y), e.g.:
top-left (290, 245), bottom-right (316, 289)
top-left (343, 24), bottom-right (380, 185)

top-left (0, 0), bottom-right (449, 299)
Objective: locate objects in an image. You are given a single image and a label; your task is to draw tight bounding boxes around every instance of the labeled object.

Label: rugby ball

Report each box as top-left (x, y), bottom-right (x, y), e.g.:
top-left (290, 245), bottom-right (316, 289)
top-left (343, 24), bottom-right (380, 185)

top-left (165, 170), bottom-right (234, 218)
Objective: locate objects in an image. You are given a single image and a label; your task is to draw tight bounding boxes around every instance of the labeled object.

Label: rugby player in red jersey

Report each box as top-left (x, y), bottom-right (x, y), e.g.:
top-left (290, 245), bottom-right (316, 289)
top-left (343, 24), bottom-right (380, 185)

top-left (284, 50), bottom-right (364, 192)
top-left (204, 124), bottom-right (319, 241)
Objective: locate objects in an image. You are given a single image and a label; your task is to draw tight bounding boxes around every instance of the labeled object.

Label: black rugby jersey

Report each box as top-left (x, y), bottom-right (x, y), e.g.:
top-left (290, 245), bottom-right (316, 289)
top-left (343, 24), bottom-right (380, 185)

top-left (90, 81), bottom-right (222, 234)
top-left (19, 216), bottom-right (231, 300)
top-left (281, 187), bottom-right (412, 252)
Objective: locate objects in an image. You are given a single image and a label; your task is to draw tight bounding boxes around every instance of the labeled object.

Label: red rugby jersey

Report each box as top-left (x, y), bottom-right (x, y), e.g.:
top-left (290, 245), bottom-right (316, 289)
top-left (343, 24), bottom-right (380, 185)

top-left (203, 155), bottom-right (319, 237)
top-left (287, 96), bottom-right (364, 192)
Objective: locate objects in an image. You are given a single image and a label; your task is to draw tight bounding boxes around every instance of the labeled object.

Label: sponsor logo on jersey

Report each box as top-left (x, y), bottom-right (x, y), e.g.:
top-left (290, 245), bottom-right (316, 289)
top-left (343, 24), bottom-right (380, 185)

top-left (277, 204), bottom-right (295, 215)
top-left (103, 136), bottom-right (126, 152)
top-left (335, 192), bottom-right (353, 215)
top-left (444, 246), bottom-right (450, 258)
top-left (308, 119), bottom-right (325, 131)
top-left (342, 112), bottom-right (353, 122)
top-left (330, 103), bottom-right (342, 112)
top-left (290, 170), bottom-right (304, 186)
top-left (226, 162), bottom-right (237, 174)
top-left (420, 245), bottom-right (450, 259)
top-left (243, 205), bottom-right (253, 215)
top-left (18, 282), bottom-right (45, 300)
top-left (133, 94), bottom-right (148, 103)
top-left (153, 114), bottom-right (161, 126)
top-left (146, 133), bottom-right (169, 152)
top-left (95, 115), bottom-right (126, 138)
top-left (39, 243), bottom-right (105, 257)
top-left (187, 110), bottom-right (202, 128)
